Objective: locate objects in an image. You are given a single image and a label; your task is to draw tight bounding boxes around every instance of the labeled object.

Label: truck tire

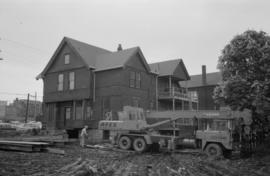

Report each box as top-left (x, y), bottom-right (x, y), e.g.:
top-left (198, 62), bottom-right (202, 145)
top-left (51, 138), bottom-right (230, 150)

top-left (133, 137), bottom-right (148, 152)
top-left (119, 136), bottom-right (132, 150)
top-left (205, 143), bottom-right (223, 157)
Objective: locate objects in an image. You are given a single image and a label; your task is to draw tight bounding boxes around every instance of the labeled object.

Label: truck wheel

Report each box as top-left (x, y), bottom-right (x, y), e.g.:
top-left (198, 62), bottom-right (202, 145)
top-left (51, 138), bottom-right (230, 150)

top-left (133, 137), bottom-right (148, 152)
top-left (205, 143), bottom-right (223, 157)
top-left (119, 136), bottom-right (132, 150)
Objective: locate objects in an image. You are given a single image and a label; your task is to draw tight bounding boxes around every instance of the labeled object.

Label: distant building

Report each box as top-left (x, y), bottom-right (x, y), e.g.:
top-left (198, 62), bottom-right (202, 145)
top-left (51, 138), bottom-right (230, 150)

top-left (181, 65), bottom-right (222, 110)
top-left (0, 101), bottom-right (7, 118)
top-left (5, 98), bottom-right (42, 121)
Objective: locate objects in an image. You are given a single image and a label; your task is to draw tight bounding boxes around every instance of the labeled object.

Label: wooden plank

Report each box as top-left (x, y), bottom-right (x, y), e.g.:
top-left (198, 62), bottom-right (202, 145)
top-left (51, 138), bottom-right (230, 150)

top-left (0, 144), bottom-right (34, 152)
top-left (0, 140), bottom-right (49, 146)
top-left (45, 147), bottom-right (65, 155)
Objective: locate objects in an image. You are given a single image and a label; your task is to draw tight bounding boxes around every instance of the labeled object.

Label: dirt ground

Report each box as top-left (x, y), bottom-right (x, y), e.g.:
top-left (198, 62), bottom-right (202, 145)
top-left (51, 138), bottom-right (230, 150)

top-left (0, 142), bottom-right (270, 176)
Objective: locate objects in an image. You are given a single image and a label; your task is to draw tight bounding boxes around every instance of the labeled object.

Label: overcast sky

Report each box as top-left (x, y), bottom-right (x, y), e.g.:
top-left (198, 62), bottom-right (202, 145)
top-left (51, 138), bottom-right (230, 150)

top-left (1, 0), bottom-right (270, 103)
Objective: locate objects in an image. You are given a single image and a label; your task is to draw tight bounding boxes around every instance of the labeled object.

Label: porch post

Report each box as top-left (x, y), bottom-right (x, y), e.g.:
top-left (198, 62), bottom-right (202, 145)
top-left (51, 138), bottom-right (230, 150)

top-left (181, 88), bottom-right (184, 111)
top-left (82, 99), bottom-right (85, 120)
top-left (73, 101), bottom-right (76, 120)
top-left (169, 76), bottom-right (172, 96)
top-left (172, 98), bottom-right (175, 111)
top-left (156, 75), bottom-right (159, 111)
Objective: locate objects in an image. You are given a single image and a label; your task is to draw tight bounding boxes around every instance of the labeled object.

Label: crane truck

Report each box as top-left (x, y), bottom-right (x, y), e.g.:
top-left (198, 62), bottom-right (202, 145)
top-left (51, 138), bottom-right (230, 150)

top-left (98, 106), bottom-right (251, 157)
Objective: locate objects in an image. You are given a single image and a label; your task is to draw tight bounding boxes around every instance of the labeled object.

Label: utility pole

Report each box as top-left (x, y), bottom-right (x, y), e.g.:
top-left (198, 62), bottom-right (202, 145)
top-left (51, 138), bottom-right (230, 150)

top-left (34, 92), bottom-right (37, 121)
top-left (25, 93), bottom-right (30, 123)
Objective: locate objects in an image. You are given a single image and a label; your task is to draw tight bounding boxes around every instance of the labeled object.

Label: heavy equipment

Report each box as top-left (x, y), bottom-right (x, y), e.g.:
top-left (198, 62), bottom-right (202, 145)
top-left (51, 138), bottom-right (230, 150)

top-left (98, 106), bottom-right (251, 157)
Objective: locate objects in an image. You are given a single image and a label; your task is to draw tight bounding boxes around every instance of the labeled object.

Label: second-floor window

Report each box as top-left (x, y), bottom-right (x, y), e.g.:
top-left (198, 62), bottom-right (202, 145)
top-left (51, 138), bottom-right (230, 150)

top-left (129, 71), bottom-right (141, 88)
top-left (58, 74), bottom-right (64, 91)
top-left (189, 91), bottom-right (198, 101)
top-left (69, 72), bottom-right (75, 90)
top-left (135, 72), bottom-right (141, 88)
top-left (64, 54), bottom-right (70, 64)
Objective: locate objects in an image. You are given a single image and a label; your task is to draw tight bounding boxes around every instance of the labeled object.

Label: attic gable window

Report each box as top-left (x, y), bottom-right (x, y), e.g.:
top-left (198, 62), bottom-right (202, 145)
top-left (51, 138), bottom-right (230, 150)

top-left (64, 54), bottom-right (70, 64)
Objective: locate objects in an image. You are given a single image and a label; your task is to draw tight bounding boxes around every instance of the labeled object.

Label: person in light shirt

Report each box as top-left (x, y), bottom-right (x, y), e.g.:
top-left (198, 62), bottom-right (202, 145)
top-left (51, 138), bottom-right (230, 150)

top-left (80, 125), bottom-right (88, 147)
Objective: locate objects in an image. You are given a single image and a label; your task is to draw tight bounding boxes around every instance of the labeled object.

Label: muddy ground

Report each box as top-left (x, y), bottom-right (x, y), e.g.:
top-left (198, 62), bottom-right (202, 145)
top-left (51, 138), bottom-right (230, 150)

top-left (0, 143), bottom-right (270, 176)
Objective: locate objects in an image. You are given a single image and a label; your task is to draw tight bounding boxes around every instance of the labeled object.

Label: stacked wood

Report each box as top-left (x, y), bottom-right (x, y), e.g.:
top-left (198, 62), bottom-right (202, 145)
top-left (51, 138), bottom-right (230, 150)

top-left (0, 140), bottom-right (49, 152)
top-left (46, 158), bottom-right (115, 176)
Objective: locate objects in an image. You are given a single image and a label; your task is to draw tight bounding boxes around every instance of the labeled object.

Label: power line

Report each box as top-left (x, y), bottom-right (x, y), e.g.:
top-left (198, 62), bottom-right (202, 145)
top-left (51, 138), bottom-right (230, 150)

top-left (0, 37), bottom-right (50, 55)
top-left (0, 92), bottom-right (27, 96)
top-left (0, 50), bottom-right (46, 65)
top-left (0, 92), bottom-right (43, 98)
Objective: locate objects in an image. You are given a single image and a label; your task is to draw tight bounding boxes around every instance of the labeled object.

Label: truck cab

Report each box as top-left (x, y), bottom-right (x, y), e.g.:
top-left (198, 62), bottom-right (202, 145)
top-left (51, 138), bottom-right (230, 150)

top-left (196, 117), bottom-right (234, 157)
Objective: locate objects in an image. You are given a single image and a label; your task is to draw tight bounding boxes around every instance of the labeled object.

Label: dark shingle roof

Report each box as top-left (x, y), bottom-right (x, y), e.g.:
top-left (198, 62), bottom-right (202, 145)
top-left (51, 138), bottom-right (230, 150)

top-left (37, 37), bottom-right (151, 78)
top-left (66, 37), bottom-right (111, 68)
top-left (149, 59), bottom-right (190, 80)
top-left (181, 72), bottom-right (222, 88)
top-left (95, 47), bottom-right (139, 71)
top-left (149, 59), bottom-right (180, 76)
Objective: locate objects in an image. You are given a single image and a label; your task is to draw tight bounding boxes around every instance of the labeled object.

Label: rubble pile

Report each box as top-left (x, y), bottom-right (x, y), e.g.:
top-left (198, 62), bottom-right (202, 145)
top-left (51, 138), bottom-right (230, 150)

top-left (1, 143), bottom-right (270, 176)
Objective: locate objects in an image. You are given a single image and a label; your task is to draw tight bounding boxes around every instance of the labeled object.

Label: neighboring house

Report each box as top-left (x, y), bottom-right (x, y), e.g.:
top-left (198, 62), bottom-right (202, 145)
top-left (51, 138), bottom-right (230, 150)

top-left (37, 37), bottom-right (157, 134)
top-left (181, 65), bottom-right (222, 110)
top-left (149, 59), bottom-right (198, 111)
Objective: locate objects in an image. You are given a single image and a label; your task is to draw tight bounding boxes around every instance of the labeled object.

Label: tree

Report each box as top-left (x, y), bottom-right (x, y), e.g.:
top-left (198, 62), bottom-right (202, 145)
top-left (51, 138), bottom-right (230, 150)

top-left (214, 30), bottom-right (270, 124)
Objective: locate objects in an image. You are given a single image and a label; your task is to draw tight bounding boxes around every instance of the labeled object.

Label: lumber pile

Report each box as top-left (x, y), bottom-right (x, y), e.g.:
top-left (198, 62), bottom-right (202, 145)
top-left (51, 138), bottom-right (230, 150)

top-left (0, 140), bottom-right (49, 152)
top-left (44, 158), bottom-right (114, 176)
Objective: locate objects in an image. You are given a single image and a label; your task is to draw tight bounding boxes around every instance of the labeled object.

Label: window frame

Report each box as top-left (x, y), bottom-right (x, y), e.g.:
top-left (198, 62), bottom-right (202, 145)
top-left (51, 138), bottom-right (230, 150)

top-left (75, 100), bottom-right (83, 120)
top-left (69, 72), bottom-right (75, 90)
top-left (65, 107), bottom-right (72, 120)
top-left (64, 54), bottom-right (70, 64)
top-left (129, 71), bottom-right (135, 88)
top-left (57, 74), bottom-right (64, 91)
top-left (129, 71), bottom-right (141, 89)
top-left (135, 72), bottom-right (141, 88)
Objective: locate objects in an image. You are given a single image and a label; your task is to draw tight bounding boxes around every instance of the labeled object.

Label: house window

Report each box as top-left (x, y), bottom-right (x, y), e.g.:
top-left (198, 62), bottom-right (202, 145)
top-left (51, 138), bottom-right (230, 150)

top-left (75, 101), bottom-right (83, 120)
top-left (136, 72), bottom-right (141, 88)
top-left (85, 106), bottom-right (93, 120)
top-left (69, 72), bottom-right (75, 90)
top-left (64, 54), bottom-right (70, 64)
top-left (129, 71), bottom-right (141, 88)
top-left (65, 107), bottom-right (71, 120)
top-left (129, 71), bottom-right (135, 88)
top-left (58, 74), bottom-right (64, 91)
top-left (189, 91), bottom-right (198, 101)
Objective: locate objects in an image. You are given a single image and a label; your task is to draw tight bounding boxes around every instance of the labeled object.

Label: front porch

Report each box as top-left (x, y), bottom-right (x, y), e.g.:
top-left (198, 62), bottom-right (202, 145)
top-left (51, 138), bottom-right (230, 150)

top-left (158, 87), bottom-right (198, 111)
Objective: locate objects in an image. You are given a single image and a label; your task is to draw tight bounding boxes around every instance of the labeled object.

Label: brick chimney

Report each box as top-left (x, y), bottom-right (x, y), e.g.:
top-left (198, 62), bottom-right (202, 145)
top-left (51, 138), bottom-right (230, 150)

top-left (117, 44), bottom-right (123, 51)
top-left (202, 65), bottom-right (207, 85)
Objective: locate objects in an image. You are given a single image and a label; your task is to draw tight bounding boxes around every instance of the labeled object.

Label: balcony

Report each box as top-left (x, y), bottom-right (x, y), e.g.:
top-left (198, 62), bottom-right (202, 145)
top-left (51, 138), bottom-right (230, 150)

top-left (158, 87), bottom-right (198, 103)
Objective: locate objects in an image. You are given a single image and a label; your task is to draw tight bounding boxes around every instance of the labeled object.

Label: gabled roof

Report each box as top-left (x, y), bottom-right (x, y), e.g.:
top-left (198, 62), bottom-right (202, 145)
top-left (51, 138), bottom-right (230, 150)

top-left (149, 59), bottom-right (190, 80)
top-left (66, 37), bottom-right (111, 67)
top-left (181, 72), bottom-right (222, 88)
top-left (37, 37), bottom-right (151, 79)
top-left (95, 47), bottom-right (151, 72)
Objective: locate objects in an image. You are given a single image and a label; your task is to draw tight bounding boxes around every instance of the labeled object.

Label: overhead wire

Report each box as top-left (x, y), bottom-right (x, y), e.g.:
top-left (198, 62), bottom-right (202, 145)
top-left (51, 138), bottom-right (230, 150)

top-left (0, 37), bottom-right (50, 55)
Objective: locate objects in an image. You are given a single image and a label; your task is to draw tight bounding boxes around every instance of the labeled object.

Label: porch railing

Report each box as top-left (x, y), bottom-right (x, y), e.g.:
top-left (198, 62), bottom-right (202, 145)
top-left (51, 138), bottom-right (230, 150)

top-left (158, 87), bottom-right (198, 102)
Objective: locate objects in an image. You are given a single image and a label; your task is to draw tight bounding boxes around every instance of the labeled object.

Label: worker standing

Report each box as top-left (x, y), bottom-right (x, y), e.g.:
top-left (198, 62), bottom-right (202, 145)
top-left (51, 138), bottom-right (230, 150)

top-left (80, 125), bottom-right (88, 147)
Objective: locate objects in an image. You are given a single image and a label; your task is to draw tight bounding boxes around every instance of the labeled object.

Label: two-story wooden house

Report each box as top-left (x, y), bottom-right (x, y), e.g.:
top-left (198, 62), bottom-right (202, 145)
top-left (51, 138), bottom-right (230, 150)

top-left (149, 59), bottom-right (198, 111)
top-left (37, 37), bottom-right (157, 137)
